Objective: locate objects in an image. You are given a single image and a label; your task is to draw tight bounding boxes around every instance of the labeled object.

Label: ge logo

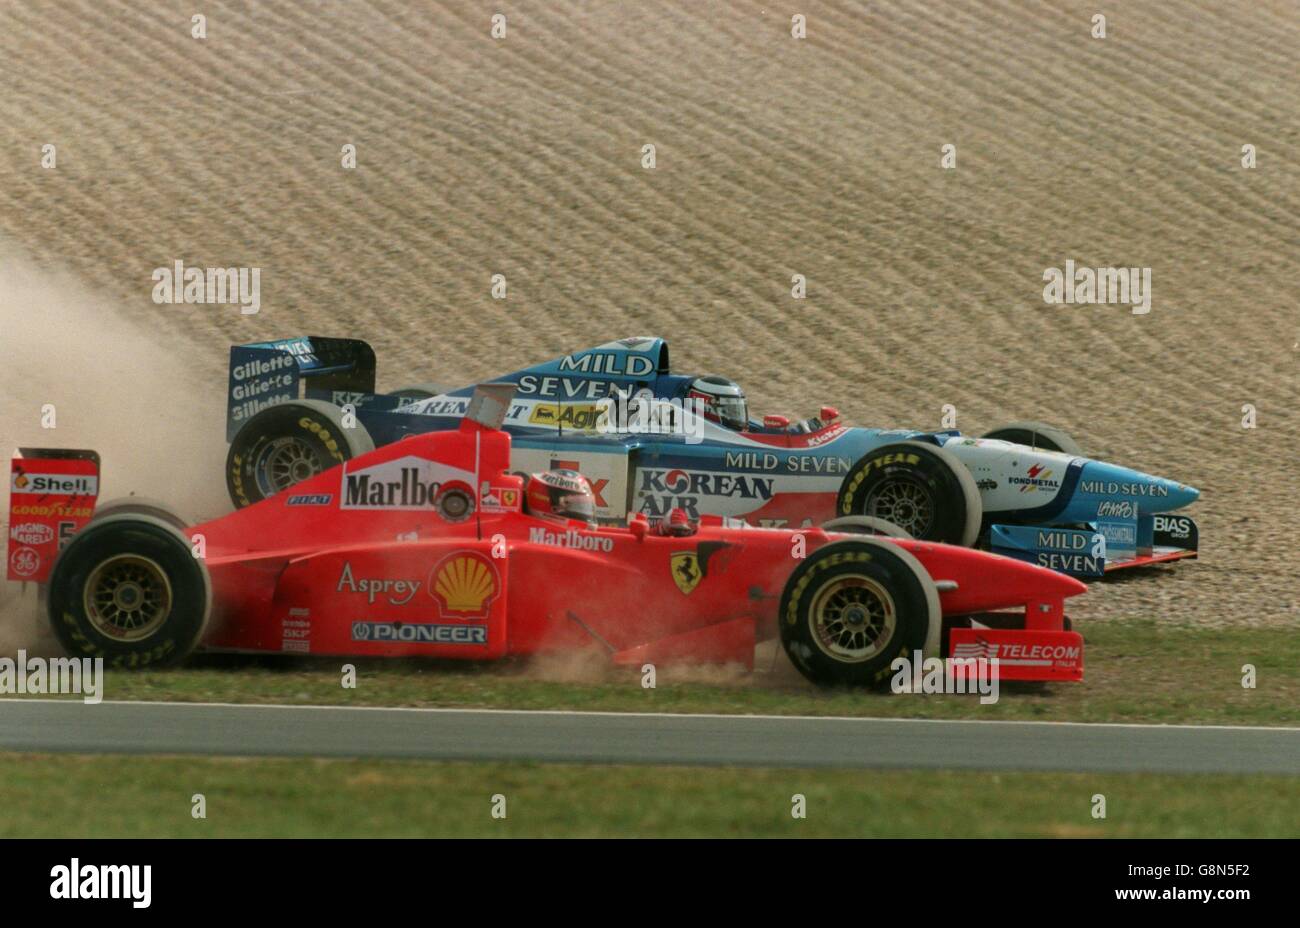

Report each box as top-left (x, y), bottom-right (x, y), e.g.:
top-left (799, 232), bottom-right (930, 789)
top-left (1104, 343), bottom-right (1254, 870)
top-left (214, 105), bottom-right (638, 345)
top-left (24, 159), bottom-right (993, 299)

top-left (351, 622), bottom-right (370, 640)
top-left (9, 547), bottom-right (39, 578)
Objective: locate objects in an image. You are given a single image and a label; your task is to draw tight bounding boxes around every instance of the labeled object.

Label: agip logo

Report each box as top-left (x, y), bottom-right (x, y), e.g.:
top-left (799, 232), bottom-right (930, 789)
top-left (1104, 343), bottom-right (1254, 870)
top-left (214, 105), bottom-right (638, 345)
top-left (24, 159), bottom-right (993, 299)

top-left (428, 552), bottom-right (500, 619)
top-left (529, 403), bottom-right (606, 430)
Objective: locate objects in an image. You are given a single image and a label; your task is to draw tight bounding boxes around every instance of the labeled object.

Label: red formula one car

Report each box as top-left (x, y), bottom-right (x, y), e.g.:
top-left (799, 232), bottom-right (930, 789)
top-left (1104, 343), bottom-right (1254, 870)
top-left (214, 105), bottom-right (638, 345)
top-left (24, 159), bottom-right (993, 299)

top-left (10, 386), bottom-right (1088, 687)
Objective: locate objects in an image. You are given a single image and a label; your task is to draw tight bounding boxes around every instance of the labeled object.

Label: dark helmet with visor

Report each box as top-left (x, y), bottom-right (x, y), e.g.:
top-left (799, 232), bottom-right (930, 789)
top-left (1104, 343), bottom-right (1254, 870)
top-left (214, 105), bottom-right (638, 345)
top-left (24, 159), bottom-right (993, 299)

top-left (687, 375), bottom-right (748, 431)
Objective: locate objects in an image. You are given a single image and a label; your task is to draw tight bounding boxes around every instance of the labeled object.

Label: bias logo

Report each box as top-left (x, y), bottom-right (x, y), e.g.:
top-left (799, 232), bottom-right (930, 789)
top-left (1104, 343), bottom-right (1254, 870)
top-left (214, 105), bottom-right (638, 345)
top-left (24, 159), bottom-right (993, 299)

top-left (1153, 515), bottom-right (1193, 539)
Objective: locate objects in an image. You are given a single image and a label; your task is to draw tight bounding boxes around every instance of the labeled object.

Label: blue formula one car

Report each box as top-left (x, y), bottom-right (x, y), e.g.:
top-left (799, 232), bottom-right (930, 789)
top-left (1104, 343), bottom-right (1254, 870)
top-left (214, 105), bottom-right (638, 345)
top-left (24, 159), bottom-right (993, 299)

top-left (223, 336), bottom-right (1199, 578)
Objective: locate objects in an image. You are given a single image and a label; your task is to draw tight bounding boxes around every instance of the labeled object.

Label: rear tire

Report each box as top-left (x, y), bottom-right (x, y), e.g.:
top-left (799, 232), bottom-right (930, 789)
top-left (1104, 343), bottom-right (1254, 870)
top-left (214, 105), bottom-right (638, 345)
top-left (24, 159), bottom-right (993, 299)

top-left (981, 421), bottom-right (1083, 456)
top-left (47, 515), bottom-right (210, 668)
top-left (226, 400), bottom-right (374, 508)
top-left (779, 538), bottom-right (940, 688)
top-left (836, 441), bottom-right (982, 547)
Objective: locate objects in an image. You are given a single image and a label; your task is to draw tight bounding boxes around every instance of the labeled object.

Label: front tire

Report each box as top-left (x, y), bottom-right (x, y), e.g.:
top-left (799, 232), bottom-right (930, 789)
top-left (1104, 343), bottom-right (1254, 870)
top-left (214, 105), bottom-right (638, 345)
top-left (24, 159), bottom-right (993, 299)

top-left (47, 515), bottom-right (211, 668)
top-left (90, 497), bottom-right (189, 531)
top-left (981, 421), bottom-right (1083, 456)
top-left (226, 400), bottom-right (374, 508)
top-left (821, 516), bottom-right (912, 539)
top-left (779, 538), bottom-right (940, 688)
top-left (836, 441), bottom-right (982, 547)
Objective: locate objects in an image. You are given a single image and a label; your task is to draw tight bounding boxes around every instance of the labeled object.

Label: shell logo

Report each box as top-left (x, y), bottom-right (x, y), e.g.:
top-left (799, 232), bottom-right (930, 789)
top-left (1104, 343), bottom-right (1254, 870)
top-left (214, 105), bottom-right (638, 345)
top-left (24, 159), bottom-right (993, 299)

top-left (428, 552), bottom-right (499, 619)
top-left (13, 474), bottom-right (28, 489)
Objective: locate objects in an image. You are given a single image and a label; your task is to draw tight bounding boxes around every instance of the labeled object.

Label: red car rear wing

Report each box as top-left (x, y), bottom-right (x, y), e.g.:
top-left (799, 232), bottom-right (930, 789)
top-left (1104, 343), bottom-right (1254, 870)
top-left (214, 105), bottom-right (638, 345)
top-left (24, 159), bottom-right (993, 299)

top-left (7, 447), bottom-right (101, 582)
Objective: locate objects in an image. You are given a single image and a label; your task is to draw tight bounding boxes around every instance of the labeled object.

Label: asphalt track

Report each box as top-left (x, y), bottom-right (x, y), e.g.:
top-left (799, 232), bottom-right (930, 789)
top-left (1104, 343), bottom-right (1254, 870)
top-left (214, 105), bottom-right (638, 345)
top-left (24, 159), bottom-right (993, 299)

top-left (1, 699), bottom-right (1298, 773)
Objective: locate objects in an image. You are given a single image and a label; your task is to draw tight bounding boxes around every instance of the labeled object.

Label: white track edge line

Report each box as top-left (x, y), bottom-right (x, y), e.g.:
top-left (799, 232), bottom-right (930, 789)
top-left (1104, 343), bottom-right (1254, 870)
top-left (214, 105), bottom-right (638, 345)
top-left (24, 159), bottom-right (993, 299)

top-left (0, 698), bottom-right (1297, 734)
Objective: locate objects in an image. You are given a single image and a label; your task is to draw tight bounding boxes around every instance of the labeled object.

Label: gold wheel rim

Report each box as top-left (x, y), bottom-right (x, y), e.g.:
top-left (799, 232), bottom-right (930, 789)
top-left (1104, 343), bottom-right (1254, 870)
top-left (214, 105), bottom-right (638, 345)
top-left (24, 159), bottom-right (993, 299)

top-left (83, 554), bottom-right (173, 641)
top-left (808, 573), bottom-right (896, 663)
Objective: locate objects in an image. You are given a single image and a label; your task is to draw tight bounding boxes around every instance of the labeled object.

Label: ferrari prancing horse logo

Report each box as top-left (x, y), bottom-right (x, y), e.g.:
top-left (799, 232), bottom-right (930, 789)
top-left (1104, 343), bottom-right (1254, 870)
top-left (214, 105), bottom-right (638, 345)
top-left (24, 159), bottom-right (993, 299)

top-left (670, 551), bottom-right (701, 595)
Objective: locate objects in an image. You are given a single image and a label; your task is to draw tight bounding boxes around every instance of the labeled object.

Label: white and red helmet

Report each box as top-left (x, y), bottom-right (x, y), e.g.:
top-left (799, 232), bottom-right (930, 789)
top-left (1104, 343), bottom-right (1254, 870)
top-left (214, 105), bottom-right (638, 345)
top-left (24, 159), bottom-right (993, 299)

top-left (524, 469), bottom-right (597, 526)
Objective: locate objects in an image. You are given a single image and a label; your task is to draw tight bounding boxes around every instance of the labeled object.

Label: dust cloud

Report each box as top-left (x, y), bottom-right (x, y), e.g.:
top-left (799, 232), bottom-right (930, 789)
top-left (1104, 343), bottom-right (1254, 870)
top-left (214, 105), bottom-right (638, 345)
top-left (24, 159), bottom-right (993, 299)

top-left (0, 245), bottom-right (230, 654)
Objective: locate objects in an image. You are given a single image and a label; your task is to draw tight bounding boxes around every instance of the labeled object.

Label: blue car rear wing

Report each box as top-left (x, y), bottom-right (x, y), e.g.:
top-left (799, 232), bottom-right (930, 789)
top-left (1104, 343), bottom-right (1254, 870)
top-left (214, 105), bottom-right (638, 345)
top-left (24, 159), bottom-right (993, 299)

top-left (226, 336), bottom-right (376, 440)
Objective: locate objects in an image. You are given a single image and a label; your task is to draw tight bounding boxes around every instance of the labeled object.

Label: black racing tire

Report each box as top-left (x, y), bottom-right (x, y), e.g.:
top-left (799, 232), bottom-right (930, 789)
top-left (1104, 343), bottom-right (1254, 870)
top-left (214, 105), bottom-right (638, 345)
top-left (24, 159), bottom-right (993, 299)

top-left (391, 382), bottom-right (453, 401)
top-left (981, 421), bottom-right (1083, 456)
top-left (836, 441), bottom-right (982, 547)
top-left (226, 400), bottom-right (374, 509)
top-left (46, 514), bottom-right (211, 668)
top-left (779, 538), bottom-right (940, 688)
top-left (820, 516), bottom-right (912, 539)
top-left (90, 497), bottom-right (189, 532)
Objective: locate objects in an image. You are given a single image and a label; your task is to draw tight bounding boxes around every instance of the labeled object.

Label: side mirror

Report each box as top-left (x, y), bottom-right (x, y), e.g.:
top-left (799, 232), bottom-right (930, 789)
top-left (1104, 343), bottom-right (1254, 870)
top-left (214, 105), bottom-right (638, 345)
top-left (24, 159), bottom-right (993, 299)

top-left (763, 414), bottom-right (791, 429)
top-left (819, 406), bottom-right (840, 423)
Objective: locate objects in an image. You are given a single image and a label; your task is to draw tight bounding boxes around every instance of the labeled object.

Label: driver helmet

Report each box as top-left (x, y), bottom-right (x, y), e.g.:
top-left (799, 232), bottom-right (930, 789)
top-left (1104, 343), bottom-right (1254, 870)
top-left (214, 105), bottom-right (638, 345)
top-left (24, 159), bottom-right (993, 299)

top-left (687, 375), bottom-right (748, 431)
top-left (524, 469), bottom-right (597, 527)
top-left (659, 506), bottom-right (696, 537)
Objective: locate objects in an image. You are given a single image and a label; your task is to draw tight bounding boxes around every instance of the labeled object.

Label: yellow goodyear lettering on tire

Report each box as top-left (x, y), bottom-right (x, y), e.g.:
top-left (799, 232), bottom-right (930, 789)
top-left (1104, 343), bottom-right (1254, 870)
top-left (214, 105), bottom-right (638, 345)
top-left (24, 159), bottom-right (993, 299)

top-left (840, 453), bottom-right (922, 514)
top-left (63, 616), bottom-right (105, 656)
top-left (229, 453), bottom-right (251, 507)
top-left (785, 572), bottom-right (813, 626)
top-left (784, 550), bottom-right (872, 625)
top-left (298, 417), bottom-right (344, 461)
top-left (65, 612), bottom-right (176, 666)
top-left (110, 640), bottom-right (174, 669)
top-left (823, 551), bottom-right (871, 568)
